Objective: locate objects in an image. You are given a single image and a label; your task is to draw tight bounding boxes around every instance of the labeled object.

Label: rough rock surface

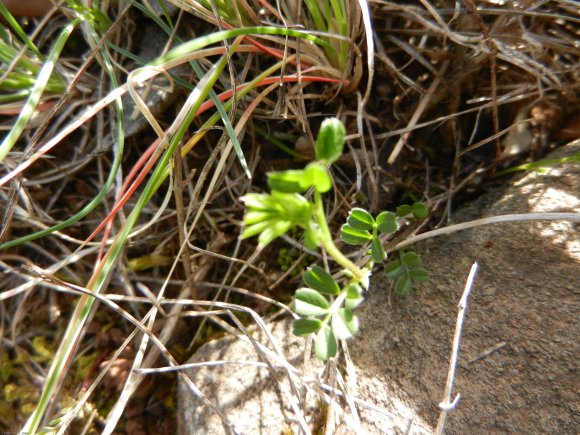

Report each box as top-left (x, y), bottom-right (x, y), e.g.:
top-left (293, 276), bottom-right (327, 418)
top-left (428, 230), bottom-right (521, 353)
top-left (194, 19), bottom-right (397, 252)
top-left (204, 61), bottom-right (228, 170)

top-left (352, 141), bottom-right (579, 434)
top-left (178, 142), bottom-right (579, 434)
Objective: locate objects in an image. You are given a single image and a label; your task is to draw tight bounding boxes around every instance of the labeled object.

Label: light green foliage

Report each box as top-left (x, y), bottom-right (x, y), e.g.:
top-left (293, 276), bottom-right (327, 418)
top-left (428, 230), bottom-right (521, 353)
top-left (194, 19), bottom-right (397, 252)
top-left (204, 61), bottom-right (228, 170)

top-left (346, 208), bottom-right (375, 230)
top-left (32, 336), bottom-right (55, 363)
top-left (241, 192), bottom-right (312, 247)
top-left (67, 0), bottom-right (112, 34)
top-left (315, 325), bottom-right (337, 360)
top-left (396, 202), bottom-right (429, 219)
top-left (376, 211), bottom-right (398, 233)
top-left (291, 266), bottom-right (366, 359)
top-left (294, 288), bottom-right (330, 316)
top-left (315, 118), bottom-right (346, 164)
top-left (240, 118), bottom-right (429, 360)
top-left (266, 162), bottom-right (332, 193)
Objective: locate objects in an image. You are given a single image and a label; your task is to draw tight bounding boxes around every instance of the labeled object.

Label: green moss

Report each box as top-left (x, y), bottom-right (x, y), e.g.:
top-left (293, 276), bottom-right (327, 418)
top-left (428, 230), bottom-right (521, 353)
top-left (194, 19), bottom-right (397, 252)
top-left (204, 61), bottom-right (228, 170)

top-left (74, 351), bottom-right (99, 384)
top-left (277, 244), bottom-right (315, 278)
top-left (277, 247), bottom-right (293, 272)
top-left (32, 336), bottom-right (54, 363)
top-left (21, 402), bottom-right (38, 416)
top-left (0, 352), bottom-right (14, 383)
top-left (4, 382), bottom-right (38, 404)
top-left (14, 352), bottom-right (30, 365)
top-left (4, 383), bottom-right (18, 402)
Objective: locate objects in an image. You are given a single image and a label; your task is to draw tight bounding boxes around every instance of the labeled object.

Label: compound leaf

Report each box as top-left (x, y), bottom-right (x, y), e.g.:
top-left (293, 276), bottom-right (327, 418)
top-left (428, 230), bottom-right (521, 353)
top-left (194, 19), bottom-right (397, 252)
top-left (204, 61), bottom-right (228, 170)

top-left (376, 211), bottom-right (398, 234)
top-left (384, 259), bottom-right (403, 279)
top-left (331, 309), bottom-right (359, 340)
top-left (345, 283), bottom-right (364, 310)
top-left (401, 252), bottom-right (422, 267)
top-left (294, 288), bottom-right (329, 316)
top-left (411, 202), bottom-right (429, 219)
top-left (395, 275), bottom-right (412, 295)
top-left (408, 268), bottom-right (429, 282)
top-left (396, 204), bottom-right (412, 217)
top-left (371, 236), bottom-right (386, 262)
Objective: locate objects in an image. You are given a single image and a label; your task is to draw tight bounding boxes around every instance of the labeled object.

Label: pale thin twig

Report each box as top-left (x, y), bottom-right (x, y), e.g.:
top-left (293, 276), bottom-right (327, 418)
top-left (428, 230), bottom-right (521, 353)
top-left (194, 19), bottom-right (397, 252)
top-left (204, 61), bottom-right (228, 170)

top-left (391, 212), bottom-right (580, 252)
top-left (435, 262), bottom-right (478, 434)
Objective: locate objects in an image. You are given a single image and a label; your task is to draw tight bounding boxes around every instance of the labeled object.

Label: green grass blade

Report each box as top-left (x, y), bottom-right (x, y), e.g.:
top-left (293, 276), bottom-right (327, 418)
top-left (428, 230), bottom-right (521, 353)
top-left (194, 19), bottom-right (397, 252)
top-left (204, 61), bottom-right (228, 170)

top-left (0, 2), bottom-right (43, 58)
top-left (1, 26), bottom-right (297, 247)
top-left (254, 124), bottom-right (309, 159)
top-left (188, 58), bottom-right (251, 178)
top-left (0, 102), bottom-right (125, 251)
top-left (113, 2), bottom-right (251, 177)
top-left (0, 89), bottom-right (31, 103)
top-left (150, 26), bottom-right (332, 68)
top-left (135, 1), bottom-right (251, 177)
top-left (303, 0), bottom-right (327, 33)
top-left (22, 53), bottom-right (228, 434)
top-left (0, 19), bottom-right (78, 162)
top-left (20, 43), bottom-right (125, 435)
top-left (144, 23), bottom-right (332, 178)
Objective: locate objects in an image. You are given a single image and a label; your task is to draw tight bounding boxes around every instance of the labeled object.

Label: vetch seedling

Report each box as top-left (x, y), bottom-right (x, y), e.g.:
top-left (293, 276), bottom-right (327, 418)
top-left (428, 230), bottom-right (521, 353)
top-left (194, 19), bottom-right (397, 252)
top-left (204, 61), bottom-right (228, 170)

top-left (241, 118), bottom-right (429, 360)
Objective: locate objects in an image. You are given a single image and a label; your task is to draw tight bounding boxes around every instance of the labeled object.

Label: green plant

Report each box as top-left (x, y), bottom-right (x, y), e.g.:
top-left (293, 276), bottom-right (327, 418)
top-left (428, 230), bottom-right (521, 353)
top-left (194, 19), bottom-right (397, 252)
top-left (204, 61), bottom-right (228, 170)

top-left (241, 118), bottom-right (429, 360)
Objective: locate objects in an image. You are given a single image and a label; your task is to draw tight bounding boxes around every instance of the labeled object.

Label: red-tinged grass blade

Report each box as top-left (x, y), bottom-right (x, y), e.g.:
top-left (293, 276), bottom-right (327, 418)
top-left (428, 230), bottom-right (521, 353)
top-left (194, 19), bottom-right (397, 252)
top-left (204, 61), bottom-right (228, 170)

top-left (81, 73), bottom-right (345, 248)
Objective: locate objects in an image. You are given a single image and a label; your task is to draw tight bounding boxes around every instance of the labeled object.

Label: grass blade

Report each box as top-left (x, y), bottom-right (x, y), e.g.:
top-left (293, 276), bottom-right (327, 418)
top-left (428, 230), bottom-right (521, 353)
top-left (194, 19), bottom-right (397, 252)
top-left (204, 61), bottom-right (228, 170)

top-left (0, 2), bottom-right (43, 58)
top-left (21, 51), bottom-right (229, 434)
top-left (0, 18), bottom-right (79, 162)
top-left (20, 34), bottom-right (125, 435)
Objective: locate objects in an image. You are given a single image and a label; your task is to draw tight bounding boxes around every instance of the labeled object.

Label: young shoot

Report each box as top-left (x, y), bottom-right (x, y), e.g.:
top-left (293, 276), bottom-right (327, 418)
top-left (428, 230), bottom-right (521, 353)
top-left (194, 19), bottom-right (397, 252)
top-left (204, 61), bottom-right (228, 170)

top-left (240, 118), bottom-right (429, 360)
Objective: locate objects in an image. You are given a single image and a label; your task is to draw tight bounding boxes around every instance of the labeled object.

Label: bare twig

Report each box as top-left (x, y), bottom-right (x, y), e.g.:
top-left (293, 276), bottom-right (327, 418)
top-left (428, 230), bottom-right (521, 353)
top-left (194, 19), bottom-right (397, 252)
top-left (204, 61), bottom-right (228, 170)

top-left (391, 212), bottom-right (580, 252)
top-left (468, 341), bottom-right (507, 364)
top-left (435, 262), bottom-right (478, 434)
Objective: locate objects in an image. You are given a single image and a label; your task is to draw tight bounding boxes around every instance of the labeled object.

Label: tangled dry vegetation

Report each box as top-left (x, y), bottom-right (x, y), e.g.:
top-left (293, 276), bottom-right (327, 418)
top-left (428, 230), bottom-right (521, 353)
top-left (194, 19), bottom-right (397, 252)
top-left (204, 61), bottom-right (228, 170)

top-left (0, 0), bottom-right (578, 433)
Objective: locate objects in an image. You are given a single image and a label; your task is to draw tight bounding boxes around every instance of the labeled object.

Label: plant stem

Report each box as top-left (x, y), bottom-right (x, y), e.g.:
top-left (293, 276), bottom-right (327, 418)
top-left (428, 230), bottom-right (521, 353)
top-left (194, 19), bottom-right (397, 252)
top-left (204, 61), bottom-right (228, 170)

top-left (313, 190), bottom-right (366, 282)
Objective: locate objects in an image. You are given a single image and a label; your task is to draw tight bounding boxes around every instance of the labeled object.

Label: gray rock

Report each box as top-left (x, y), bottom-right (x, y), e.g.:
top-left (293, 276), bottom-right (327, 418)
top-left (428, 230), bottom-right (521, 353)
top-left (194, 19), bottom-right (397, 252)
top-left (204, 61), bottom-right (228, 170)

top-left (352, 140), bottom-right (579, 434)
top-left (177, 318), bottom-right (322, 434)
top-left (178, 142), bottom-right (579, 433)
